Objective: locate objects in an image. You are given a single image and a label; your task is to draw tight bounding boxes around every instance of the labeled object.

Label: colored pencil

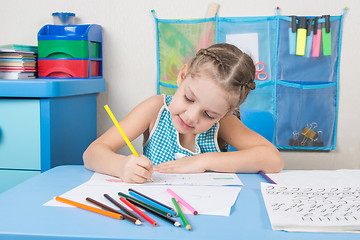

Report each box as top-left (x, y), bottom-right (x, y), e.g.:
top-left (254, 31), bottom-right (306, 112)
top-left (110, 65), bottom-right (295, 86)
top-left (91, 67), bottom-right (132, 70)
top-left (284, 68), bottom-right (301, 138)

top-left (86, 197), bottom-right (141, 225)
top-left (119, 197), bottom-right (158, 227)
top-left (258, 171), bottom-right (277, 184)
top-left (104, 194), bottom-right (141, 222)
top-left (118, 192), bottom-right (171, 217)
top-left (171, 197), bottom-right (191, 230)
top-left (55, 196), bottom-right (123, 220)
top-left (128, 189), bottom-right (177, 217)
top-left (166, 188), bottom-right (198, 215)
top-left (127, 198), bottom-right (181, 227)
top-left (104, 104), bottom-right (153, 182)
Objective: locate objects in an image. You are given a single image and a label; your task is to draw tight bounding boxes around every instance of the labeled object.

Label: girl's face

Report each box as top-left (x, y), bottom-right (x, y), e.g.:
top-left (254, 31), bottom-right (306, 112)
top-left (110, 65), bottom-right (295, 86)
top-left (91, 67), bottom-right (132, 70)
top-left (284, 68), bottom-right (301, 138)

top-left (169, 67), bottom-right (230, 135)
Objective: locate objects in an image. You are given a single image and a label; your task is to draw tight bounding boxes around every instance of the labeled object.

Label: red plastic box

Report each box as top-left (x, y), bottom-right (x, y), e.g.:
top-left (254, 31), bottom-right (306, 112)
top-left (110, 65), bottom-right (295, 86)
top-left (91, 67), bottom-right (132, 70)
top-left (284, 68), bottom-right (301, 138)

top-left (38, 59), bottom-right (100, 78)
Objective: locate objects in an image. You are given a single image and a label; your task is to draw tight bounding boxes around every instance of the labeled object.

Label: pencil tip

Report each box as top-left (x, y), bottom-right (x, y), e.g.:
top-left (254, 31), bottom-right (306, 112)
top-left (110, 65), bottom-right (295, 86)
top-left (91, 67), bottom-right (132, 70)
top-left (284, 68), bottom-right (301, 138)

top-left (174, 221), bottom-right (181, 227)
top-left (194, 211), bottom-right (198, 215)
top-left (135, 220), bottom-right (142, 225)
top-left (186, 225), bottom-right (192, 230)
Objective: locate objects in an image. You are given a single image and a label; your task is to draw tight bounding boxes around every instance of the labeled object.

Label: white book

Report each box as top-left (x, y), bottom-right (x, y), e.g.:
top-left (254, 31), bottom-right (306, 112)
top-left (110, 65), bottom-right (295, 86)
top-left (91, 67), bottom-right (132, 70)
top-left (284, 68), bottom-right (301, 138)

top-left (0, 71), bottom-right (35, 79)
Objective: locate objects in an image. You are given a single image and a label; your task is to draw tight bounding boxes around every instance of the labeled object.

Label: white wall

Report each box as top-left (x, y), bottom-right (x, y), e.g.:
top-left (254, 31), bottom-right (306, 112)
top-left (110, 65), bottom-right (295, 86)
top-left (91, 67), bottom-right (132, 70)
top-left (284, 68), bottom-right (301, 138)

top-left (1, 0), bottom-right (359, 170)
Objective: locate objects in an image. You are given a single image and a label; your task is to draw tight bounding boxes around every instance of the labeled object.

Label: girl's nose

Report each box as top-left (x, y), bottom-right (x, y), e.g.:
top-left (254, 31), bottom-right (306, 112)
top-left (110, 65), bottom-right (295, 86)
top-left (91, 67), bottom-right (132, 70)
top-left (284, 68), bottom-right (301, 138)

top-left (185, 106), bottom-right (200, 125)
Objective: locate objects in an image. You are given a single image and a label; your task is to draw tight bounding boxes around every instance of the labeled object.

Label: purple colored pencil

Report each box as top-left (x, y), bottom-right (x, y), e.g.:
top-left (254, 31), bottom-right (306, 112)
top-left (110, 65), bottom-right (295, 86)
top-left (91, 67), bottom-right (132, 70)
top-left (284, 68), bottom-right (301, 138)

top-left (258, 171), bottom-right (276, 184)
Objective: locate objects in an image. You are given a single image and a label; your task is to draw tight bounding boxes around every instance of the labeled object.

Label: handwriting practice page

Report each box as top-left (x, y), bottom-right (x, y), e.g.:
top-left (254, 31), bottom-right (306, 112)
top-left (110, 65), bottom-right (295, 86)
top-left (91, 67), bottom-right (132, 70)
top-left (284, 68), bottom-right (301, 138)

top-left (261, 183), bottom-right (360, 233)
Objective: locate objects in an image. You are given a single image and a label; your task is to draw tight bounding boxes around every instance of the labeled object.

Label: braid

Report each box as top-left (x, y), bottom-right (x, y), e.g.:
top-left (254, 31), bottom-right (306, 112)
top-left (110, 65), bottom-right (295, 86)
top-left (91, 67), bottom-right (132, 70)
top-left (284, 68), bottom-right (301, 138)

top-left (240, 81), bottom-right (256, 91)
top-left (197, 49), bottom-right (223, 65)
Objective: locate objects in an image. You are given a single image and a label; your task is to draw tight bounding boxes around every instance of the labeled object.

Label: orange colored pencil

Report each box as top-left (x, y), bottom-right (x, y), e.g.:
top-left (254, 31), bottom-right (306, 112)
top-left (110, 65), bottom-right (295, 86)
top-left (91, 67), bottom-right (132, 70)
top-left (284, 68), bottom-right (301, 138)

top-left (119, 196), bottom-right (158, 227)
top-left (55, 196), bottom-right (123, 220)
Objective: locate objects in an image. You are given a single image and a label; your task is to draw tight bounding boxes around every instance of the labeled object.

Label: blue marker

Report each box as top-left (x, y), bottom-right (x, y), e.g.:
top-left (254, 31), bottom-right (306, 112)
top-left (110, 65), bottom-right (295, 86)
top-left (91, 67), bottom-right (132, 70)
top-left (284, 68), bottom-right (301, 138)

top-left (288, 16), bottom-right (297, 55)
top-left (304, 18), bottom-right (314, 58)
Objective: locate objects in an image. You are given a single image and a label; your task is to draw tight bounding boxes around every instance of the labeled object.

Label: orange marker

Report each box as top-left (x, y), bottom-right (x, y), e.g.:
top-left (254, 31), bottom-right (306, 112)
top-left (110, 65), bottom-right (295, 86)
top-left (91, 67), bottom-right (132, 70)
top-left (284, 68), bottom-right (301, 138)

top-left (119, 196), bottom-right (158, 227)
top-left (55, 196), bottom-right (123, 220)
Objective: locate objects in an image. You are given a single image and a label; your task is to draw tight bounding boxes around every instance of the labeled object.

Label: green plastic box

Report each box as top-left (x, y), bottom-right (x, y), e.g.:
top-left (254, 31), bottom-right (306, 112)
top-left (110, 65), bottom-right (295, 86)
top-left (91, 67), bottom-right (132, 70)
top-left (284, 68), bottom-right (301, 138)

top-left (38, 40), bottom-right (100, 58)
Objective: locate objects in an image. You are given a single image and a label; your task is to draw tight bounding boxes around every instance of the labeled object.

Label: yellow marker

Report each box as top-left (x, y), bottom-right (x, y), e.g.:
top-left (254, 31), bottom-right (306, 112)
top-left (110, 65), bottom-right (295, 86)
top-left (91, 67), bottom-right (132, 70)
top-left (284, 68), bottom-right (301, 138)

top-left (104, 105), bottom-right (153, 182)
top-left (296, 17), bottom-right (307, 56)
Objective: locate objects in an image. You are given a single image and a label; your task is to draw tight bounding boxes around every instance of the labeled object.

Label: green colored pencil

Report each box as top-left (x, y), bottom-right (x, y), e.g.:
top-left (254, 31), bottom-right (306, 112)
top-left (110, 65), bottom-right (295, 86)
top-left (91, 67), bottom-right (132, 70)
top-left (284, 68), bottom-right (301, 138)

top-left (171, 197), bottom-right (191, 230)
top-left (118, 192), bottom-right (171, 217)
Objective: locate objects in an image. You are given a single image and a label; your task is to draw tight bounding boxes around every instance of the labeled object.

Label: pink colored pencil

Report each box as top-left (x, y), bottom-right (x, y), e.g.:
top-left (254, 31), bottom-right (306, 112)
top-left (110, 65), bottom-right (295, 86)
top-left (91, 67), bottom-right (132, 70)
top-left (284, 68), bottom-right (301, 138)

top-left (166, 188), bottom-right (198, 215)
top-left (119, 197), bottom-right (158, 227)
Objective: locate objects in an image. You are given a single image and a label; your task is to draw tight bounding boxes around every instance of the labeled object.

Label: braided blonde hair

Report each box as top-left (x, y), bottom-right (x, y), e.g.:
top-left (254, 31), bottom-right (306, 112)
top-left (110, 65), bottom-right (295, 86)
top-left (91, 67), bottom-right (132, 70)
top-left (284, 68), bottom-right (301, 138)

top-left (186, 43), bottom-right (256, 119)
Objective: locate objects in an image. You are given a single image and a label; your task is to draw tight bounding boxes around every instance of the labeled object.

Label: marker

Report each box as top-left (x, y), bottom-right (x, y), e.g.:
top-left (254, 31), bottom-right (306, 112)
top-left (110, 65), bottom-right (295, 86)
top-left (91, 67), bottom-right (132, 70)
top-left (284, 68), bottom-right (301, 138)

top-left (322, 15), bottom-right (331, 56)
top-left (258, 171), bottom-right (277, 184)
top-left (304, 18), bottom-right (313, 57)
top-left (289, 16), bottom-right (297, 55)
top-left (312, 17), bottom-right (321, 57)
top-left (104, 105), bottom-right (153, 182)
top-left (296, 17), bottom-right (307, 56)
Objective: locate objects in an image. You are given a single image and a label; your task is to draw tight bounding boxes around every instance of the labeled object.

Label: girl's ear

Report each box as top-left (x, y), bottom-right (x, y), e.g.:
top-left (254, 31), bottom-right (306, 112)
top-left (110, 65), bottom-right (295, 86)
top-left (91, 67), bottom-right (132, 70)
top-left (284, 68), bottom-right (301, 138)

top-left (177, 64), bottom-right (189, 87)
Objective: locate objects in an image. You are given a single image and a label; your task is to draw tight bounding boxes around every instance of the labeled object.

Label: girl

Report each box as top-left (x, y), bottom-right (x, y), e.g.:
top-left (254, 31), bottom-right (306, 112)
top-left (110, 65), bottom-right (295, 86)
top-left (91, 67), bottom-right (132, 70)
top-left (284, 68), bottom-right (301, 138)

top-left (83, 43), bottom-right (283, 183)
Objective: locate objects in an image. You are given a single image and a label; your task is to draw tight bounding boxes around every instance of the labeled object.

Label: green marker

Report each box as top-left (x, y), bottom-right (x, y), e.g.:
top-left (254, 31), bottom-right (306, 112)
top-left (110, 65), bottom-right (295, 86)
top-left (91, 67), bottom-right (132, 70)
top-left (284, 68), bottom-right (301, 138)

top-left (322, 15), bottom-right (331, 56)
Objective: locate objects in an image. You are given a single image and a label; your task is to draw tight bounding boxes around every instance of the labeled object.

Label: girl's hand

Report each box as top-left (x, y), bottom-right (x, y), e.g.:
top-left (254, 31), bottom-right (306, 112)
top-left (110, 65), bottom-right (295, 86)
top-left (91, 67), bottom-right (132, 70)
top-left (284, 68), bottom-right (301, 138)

top-left (119, 154), bottom-right (153, 183)
top-left (153, 155), bottom-right (205, 174)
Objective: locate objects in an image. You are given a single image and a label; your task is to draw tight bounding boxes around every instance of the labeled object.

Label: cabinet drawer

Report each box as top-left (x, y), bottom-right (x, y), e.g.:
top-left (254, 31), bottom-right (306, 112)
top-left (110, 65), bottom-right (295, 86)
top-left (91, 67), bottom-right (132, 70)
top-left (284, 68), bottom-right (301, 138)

top-left (0, 169), bottom-right (40, 193)
top-left (0, 98), bottom-right (41, 170)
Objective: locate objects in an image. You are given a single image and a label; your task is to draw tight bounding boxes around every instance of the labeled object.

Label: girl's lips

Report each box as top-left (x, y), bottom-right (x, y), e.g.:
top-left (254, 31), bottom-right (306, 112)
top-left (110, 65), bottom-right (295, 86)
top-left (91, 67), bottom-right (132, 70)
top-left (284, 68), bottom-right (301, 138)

top-left (178, 116), bottom-right (193, 129)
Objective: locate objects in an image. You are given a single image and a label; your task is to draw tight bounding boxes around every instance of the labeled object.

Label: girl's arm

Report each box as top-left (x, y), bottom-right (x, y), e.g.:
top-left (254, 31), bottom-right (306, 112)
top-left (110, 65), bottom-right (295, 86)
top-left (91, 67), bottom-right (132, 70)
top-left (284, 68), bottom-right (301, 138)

top-left (204, 113), bottom-right (284, 173)
top-left (154, 113), bottom-right (283, 174)
top-left (83, 95), bottom-right (164, 183)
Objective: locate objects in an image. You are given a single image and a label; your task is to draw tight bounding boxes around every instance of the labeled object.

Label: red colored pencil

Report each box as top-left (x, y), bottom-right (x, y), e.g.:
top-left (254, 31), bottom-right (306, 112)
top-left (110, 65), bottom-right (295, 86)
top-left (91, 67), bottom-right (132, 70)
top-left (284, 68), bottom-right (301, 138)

top-left (119, 197), bottom-right (158, 227)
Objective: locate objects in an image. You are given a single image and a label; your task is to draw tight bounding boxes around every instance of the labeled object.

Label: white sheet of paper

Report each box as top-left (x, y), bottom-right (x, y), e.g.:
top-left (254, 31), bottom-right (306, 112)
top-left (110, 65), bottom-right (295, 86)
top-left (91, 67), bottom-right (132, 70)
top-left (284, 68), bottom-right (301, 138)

top-left (267, 169), bottom-right (360, 187)
top-left (43, 172), bottom-right (242, 216)
top-left (261, 182), bottom-right (360, 233)
top-left (226, 33), bottom-right (259, 63)
top-left (87, 172), bottom-right (243, 186)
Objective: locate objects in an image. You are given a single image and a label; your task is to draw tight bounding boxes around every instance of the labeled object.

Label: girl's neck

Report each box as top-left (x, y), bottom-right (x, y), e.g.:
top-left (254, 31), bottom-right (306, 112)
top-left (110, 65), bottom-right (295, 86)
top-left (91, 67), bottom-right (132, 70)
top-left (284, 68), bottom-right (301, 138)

top-left (178, 133), bottom-right (196, 152)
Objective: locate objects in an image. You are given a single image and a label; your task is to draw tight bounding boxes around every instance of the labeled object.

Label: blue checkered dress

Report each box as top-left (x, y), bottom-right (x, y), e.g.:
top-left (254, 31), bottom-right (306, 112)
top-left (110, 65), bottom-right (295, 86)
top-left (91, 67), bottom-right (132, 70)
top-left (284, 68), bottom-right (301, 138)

top-left (143, 95), bottom-right (228, 165)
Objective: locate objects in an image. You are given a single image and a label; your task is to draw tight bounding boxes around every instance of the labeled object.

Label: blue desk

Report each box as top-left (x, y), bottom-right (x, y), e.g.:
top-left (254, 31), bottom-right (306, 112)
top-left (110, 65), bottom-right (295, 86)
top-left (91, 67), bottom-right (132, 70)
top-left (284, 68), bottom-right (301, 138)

top-left (0, 165), bottom-right (357, 240)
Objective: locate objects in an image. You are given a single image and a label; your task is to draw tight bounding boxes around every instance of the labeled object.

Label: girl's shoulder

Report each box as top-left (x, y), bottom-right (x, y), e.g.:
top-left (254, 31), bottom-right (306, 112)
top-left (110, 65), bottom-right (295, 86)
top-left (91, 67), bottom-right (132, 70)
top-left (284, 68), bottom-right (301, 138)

top-left (136, 94), bottom-right (165, 114)
top-left (137, 94), bottom-right (166, 124)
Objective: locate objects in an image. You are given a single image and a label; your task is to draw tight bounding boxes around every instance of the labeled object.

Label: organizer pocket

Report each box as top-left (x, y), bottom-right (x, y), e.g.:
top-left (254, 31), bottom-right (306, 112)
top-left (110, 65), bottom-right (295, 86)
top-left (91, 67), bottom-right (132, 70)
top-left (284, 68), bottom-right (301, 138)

top-left (240, 80), bottom-right (275, 115)
top-left (157, 19), bottom-right (216, 94)
top-left (218, 17), bottom-right (277, 82)
top-left (277, 18), bottom-right (341, 83)
top-left (275, 82), bottom-right (336, 150)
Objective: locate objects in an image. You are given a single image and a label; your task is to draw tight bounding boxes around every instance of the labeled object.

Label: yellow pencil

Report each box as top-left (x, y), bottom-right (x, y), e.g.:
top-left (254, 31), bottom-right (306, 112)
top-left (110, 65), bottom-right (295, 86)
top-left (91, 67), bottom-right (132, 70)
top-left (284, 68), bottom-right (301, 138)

top-left (104, 105), bottom-right (153, 182)
top-left (104, 104), bottom-right (139, 156)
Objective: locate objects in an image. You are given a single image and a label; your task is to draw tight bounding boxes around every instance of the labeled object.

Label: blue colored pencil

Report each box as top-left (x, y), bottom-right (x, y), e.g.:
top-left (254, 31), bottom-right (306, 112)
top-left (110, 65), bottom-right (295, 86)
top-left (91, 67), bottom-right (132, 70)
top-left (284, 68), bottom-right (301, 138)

top-left (128, 190), bottom-right (177, 217)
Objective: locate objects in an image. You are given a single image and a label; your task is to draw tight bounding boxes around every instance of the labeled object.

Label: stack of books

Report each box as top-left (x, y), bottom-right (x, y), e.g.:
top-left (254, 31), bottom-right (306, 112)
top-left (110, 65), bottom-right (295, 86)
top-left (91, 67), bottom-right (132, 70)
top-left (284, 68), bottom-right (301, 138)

top-left (0, 44), bottom-right (37, 80)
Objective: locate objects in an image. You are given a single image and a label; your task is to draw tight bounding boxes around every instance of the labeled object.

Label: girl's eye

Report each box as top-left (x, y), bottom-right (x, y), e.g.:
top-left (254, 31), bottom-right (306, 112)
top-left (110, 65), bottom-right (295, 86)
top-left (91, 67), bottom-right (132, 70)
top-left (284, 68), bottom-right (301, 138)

top-left (184, 95), bottom-right (194, 102)
top-left (204, 112), bottom-right (215, 120)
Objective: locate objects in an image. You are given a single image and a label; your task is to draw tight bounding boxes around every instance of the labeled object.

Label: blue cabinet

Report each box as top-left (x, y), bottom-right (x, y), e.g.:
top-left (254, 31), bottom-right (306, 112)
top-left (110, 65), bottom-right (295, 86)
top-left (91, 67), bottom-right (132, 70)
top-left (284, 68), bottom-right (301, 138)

top-left (0, 78), bottom-right (105, 193)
